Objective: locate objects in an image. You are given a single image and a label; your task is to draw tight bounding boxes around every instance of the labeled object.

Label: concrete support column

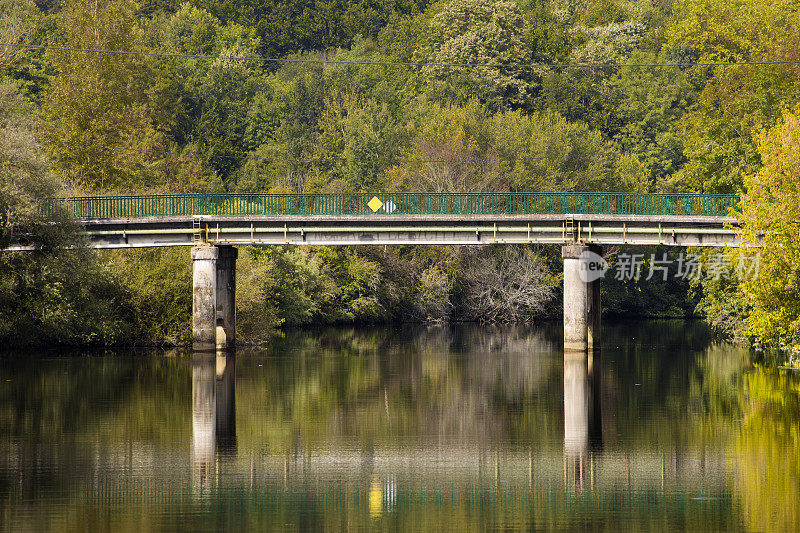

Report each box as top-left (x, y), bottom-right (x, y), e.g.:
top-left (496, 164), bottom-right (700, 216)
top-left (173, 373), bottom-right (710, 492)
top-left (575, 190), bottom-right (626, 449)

top-left (192, 246), bottom-right (219, 351)
top-left (563, 244), bottom-right (603, 352)
top-left (587, 244), bottom-right (602, 352)
top-left (215, 246), bottom-right (238, 350)
top-left (563, 244), bottom-right (589, 352)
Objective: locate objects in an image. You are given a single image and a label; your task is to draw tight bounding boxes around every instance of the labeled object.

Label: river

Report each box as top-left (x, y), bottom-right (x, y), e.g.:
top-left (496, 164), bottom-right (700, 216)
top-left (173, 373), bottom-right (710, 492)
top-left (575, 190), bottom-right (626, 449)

top-left (1, 321), bottom-right (798, 531)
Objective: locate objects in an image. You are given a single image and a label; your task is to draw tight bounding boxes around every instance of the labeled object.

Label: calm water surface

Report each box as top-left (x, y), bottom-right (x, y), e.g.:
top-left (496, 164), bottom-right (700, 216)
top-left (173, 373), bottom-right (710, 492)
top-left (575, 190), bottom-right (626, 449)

top-left (1, 321), bottom-right (799, 531)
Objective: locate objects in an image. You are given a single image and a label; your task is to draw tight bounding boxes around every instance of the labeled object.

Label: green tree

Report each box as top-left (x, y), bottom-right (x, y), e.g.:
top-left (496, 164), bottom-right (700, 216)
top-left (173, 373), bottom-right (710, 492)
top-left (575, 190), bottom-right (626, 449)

top-left (100, 248), bottom-right (193, 344)
top-left (522, 0), bottom-right (573, 64)
top-left (0, 81), bottom-right (62, 247)
top-left (390, 101), bottom-right (647, 192)
top-left (312, 91), bottom-right (407, 192)
top-left (0, 0), bottom-right (55, 102)
top-left (421, 0), bottom-right (533, 110)
top-left (0, 0), bottom-right (43, 71)
top-left (195, 0), bottom-right (429, 58)
top-left (606, 50), bottom-right (693, 186)
top-left (236, 67), bottom-right (328, 192)
top-left (140, 4), bottom-right (264, 186)
top-left (38, 0), bottom-right (167, 191)
top-left (737, 109), bottom-right (800, 346)
top-left (533, 0), bottom-right (658, 136)
top-left (0, 81), bottom-right (127, 346)
top-left (387, 99), bottom-right (502, 192)
top-left (492, 108), bottom-right (646, 191)
top-left (192, 50), bottom-right (265, 183)
top-left (666, 0), bottom-right (800, 193)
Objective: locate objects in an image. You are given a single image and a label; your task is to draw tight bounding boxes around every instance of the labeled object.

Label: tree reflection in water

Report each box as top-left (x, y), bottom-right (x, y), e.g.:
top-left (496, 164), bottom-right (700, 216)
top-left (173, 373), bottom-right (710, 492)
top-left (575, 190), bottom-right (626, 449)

top-left (0, 322), bottom-right (798, 531)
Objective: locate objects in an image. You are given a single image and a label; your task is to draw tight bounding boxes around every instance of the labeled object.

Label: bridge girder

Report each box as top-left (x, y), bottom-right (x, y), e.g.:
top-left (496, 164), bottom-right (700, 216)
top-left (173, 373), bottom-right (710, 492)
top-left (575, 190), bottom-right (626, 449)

top-left (5, 214), bottom-right (740, 250)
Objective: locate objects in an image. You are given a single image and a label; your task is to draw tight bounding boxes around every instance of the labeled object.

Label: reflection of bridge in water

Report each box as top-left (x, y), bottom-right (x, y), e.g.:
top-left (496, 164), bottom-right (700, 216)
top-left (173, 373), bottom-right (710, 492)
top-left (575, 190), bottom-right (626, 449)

top-left (189, 350), bottom-right (730, 500)
top-left (0, 324), bottom-right (757, 529)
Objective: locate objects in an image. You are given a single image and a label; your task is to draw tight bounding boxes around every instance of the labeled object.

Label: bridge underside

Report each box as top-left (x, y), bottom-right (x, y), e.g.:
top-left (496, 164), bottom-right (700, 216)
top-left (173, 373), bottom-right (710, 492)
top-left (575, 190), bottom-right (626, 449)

top-left (43, 214), bottom-right (738, 250)
top-left (3, 213), bottom-right (740, 353)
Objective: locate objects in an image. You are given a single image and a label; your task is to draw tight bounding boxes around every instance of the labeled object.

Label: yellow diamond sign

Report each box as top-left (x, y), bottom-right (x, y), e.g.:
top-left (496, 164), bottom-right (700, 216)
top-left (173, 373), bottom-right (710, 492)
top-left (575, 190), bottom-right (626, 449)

top-left (367, 196), bottom-right (383, 212)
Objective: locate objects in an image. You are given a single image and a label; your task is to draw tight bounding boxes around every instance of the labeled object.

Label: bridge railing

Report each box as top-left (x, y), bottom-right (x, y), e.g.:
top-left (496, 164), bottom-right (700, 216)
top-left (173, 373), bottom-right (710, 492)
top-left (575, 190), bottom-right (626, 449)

top-left (40, 192), bottom-right (739, 219)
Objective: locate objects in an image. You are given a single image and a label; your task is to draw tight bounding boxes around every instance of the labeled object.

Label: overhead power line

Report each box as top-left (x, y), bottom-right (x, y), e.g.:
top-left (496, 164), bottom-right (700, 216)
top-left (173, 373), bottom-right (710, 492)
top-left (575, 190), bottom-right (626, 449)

top-left (38, 137), bottom-right (597, 165)
top-left (5, 42), bottom-right (800, 69)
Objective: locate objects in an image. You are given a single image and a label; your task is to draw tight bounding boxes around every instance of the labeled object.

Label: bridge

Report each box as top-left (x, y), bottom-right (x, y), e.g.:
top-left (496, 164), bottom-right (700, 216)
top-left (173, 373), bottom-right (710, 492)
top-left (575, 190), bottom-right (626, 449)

top-left (7, 192), bottom-right (741, 352)
top-left (28, 191), bottom-right (738, 248)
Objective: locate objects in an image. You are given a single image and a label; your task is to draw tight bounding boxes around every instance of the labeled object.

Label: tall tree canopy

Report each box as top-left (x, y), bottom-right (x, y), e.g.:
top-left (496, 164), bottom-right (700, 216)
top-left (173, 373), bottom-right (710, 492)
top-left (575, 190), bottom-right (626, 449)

top-left (737, 109), bottom-right (800, 346)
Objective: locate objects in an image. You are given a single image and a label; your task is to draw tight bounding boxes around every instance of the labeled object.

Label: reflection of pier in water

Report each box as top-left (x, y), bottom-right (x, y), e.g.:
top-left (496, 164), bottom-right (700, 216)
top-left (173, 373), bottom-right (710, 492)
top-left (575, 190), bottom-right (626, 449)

top-left (564, 350), bottom-right (602, 489)
top-left (47, 343), bottom-right (730, 509)
top-left (184, 344), bottom-right (726, 496)
top-left (264, 349), bottom-right (724, 495)
top-left (192, 352), bottom-right (237, 495)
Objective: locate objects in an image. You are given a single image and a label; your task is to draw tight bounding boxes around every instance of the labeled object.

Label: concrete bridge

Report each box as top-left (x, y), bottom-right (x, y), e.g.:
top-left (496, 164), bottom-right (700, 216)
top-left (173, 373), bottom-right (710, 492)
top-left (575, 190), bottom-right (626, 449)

top-left (8, 192), bottom-right (740, 351)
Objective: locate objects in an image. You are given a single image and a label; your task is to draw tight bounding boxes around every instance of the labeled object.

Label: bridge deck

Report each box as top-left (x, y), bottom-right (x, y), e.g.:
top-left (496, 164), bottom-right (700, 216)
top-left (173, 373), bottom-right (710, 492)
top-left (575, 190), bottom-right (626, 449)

top-left (5, 193), bottom-right (740, 250)
top-left (63, 213), bottom-right (737, 249)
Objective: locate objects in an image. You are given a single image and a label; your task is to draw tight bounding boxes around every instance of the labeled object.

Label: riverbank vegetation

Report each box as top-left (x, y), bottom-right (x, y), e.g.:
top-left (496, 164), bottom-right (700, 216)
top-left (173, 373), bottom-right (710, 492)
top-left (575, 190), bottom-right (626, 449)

top-left (1, 0), bottom-right (799, 350)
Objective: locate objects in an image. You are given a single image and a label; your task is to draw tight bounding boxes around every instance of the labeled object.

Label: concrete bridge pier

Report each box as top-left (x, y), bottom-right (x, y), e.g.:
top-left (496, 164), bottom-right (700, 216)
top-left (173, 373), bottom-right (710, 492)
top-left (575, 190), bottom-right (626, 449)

top-left (215, 246), bottom-right (237, 350)
top-left (562, 244), bottom-right (602, 352)
top-left (192, 245), bottom-right (237, 351)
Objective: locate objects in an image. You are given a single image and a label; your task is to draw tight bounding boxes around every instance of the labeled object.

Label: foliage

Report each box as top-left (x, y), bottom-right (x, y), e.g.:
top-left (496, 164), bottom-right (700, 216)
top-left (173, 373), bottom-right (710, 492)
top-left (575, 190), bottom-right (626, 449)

top-left (523, 0), bottom-right (573, 64)
top-left (390, 100), bottom-right (647, 192)
top-left (0, 81), bottom-right (128, 347)
top-left (570, 20), bottom-right (647, 65)
top-left (737, 110), bottom-right (800, 347)
top-left (313, 90), bottom-right (406, 192)
top-left (693, 264), bottom-right (749, 342)
top-left (4, 0), bottom-right (800, 345)
top-left (0, 0), bottom-right (53, 101)
top-left (0, 0), bottom-right (42, 69)
top-left (37, 0), bottom-right (168, 190)
top-left (192, 51), bottom-right (265, 183)
top-left (420, 0), bottom-right (533, 110)
top-left (606, 51), bottom-right (693, 186)
top-left (194, 0), bottom-right (429, 58)
top-left (601, 247), bottom-right (700, 318)
top-left (218, 246), bottom-right (282, 343)
top-left (99, 248), bottom-right (194, 345)
top-left (415, 265), bottom-right (453, 321)
top-left (666, 0), bottom-right (800, 193)
top-left (0, 81), bottom-right (60, 243)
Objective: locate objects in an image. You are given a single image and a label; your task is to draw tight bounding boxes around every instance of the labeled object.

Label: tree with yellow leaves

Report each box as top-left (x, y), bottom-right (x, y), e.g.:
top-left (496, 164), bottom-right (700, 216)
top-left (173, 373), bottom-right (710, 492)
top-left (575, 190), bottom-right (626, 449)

top-left (738, 109), bottom-right (800, 346)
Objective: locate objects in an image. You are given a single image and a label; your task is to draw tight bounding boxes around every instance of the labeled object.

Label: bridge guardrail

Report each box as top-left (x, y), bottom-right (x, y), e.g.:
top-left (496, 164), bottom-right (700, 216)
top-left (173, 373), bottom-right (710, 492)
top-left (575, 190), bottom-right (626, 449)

top-left (40, 192), bottom-right (739, 219)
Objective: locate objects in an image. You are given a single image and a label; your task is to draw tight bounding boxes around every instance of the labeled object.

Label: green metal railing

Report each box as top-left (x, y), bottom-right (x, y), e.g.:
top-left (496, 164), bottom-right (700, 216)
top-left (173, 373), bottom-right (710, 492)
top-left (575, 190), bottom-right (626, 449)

top-left (40, 192), bottom-right (739, 219)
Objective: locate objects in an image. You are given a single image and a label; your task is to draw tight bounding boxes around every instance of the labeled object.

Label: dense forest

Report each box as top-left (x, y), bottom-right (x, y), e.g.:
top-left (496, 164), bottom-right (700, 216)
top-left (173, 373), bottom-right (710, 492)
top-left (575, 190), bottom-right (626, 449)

top-left (0, 0), bottom-right (798, 350)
